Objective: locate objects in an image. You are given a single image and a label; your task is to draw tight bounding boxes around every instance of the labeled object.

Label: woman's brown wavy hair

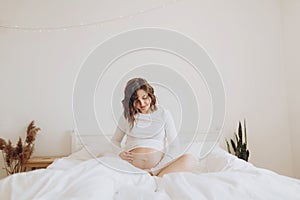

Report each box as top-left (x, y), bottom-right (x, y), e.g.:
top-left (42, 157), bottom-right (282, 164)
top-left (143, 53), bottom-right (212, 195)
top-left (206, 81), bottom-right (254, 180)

top-left (122, 78), bottom-right (157, 129)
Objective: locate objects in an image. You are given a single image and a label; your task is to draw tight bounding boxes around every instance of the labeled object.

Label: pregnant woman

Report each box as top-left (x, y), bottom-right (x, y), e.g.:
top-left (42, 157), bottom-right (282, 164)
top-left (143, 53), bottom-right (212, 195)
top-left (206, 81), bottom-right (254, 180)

top-left (111, 78), bottom-right (196, 177)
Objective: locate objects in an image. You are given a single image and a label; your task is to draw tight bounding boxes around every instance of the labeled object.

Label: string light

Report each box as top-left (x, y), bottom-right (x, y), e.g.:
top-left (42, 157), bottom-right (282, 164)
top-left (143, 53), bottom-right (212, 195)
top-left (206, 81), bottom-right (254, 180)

top-left (0, 0), bottom-right (182, 32)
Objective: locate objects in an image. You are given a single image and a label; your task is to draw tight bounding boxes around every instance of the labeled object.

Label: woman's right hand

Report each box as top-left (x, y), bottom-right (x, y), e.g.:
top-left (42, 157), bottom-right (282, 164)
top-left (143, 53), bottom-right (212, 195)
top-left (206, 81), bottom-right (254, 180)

top-left (119, 150), bottom-right (133, 163)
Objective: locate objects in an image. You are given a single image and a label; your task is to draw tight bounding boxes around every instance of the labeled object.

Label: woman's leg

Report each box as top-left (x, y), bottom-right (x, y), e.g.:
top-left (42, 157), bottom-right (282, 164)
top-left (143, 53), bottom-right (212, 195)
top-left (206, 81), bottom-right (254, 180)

top-left (156, 154), bottom-right (197, 177)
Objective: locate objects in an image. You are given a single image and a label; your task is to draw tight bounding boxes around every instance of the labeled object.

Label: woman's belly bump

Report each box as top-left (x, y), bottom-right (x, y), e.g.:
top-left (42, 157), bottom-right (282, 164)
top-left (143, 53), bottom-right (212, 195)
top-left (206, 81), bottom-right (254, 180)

top-left (129, 148), bottom-right (164, 169)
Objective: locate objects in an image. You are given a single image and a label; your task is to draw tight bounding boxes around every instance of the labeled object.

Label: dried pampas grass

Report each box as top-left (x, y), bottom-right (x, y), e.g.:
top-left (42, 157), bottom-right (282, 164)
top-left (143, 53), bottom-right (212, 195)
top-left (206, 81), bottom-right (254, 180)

top-left (0, 121), bottom-right (41, 175)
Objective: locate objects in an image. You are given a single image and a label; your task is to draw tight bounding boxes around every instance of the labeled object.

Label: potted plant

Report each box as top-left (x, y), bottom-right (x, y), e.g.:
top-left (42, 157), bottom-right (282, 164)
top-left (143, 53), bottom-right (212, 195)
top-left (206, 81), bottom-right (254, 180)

top-left (225, 119), bottom-right (250, 161)
top-left (0, 121), bottom-right (41, 175)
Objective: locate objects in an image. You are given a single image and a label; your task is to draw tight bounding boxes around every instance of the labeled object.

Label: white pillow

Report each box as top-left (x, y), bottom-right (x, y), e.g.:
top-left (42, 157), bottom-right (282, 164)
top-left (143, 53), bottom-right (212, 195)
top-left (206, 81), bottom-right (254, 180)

top-left (195, 145), bottom-right (230, 173)
top-left (71, 132), bottom-right (116, 159)
top-left (176, 136), bottom-right (219, 159)
top-left (195, 145), bottom-right (253, 173)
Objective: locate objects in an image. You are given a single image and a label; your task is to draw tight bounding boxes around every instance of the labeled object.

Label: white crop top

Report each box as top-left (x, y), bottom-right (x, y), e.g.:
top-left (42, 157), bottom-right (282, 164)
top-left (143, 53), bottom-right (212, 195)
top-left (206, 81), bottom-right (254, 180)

top-left (111, 106), bottom-right (179, 155)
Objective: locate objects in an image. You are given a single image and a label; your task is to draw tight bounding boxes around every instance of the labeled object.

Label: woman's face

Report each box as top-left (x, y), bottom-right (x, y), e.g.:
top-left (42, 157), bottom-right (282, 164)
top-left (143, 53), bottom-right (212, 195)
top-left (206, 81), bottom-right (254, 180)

top-left (134, 89), bottom-right (152, 114)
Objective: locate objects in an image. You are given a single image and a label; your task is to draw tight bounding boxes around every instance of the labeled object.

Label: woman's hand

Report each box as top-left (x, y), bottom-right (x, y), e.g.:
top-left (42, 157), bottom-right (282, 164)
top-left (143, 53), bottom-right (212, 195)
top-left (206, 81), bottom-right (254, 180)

top-left (144, 168), bottom-right (154, 176)
top-left (119, 150), bottom-right (133, 163)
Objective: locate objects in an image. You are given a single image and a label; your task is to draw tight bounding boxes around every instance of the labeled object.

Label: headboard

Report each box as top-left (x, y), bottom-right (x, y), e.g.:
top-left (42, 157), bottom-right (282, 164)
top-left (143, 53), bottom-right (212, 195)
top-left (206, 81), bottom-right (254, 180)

top-left (71, 130), bottom-right (220, 159)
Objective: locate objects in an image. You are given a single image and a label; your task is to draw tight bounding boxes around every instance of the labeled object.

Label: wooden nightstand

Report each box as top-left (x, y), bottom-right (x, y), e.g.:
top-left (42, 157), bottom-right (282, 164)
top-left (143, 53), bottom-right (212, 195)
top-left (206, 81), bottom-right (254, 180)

top-left (21, 156), bottom-right (62, 172)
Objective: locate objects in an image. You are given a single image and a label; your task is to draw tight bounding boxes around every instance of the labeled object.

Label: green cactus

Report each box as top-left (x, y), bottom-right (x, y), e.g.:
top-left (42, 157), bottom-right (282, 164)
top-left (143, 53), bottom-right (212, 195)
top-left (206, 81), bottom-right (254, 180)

top-left (226, 119), bottom-right (250, 162)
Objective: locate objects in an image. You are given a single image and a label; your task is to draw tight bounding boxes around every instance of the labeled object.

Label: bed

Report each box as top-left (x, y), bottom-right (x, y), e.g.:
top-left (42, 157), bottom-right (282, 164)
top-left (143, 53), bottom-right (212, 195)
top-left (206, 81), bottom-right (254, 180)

top-left (0, 133), bottom-right (300, 200)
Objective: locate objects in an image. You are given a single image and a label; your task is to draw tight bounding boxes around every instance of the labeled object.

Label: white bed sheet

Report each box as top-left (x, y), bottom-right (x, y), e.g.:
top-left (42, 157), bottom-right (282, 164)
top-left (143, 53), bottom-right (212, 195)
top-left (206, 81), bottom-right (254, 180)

top-left (0, 147), bottom-right (299, 200)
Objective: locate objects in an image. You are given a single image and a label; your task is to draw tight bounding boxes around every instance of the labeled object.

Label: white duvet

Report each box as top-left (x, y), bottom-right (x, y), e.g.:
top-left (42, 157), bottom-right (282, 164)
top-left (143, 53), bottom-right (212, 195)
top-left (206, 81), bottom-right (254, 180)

top-left (0, 147), bottom-right (300, 200)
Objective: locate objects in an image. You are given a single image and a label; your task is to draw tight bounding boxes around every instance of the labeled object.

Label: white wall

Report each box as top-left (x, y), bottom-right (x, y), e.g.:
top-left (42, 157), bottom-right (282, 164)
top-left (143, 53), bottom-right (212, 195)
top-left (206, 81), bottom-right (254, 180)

top-left (0, 0), bottom-right (295, 179)
top-left (282, 0), bottom-right (300, 179)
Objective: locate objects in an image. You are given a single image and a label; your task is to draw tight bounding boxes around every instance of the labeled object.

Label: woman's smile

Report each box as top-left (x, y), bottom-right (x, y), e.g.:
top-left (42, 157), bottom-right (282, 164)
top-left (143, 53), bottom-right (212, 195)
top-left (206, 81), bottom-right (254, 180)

top-left (135, 89), bottom-right (152, 114)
